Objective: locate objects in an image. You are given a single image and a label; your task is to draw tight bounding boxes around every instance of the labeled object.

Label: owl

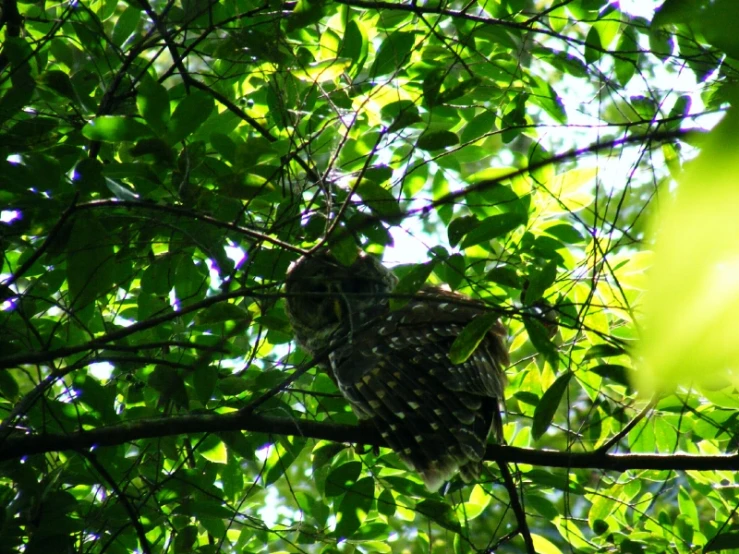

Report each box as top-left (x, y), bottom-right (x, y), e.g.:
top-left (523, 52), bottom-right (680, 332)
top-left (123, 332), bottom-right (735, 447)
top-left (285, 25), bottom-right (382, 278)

top-left (285, 251), bottom-right (508, 492)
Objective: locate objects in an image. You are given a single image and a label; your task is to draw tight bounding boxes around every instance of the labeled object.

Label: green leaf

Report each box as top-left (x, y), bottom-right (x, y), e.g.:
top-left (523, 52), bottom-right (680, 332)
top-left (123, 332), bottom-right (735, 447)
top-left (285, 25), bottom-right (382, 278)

top-left (377, 489), bottom-right (396, 517)
top-left (325, 461), bottom-right (362, 497)
top-left (437, 77), bottom-right (480, 104)
top-left (218, 376), bottom-right (250, 395)
top-left (532, 371), bottom-right (572, 440)
top-left (422, 68), bottom-right (445, 107)
top-left (529, 78), bottom-right (566, 124)
top-left (390, 262), bottom-right (435, 310)
top-left (329, 237), bottom-right (359, 267)
top-left (449, 312), bottom-right (500, 364)
top-left (417, 130), bottom-right (459, 151)
top-left (0, 77), bottom-right (36, 126)
top-left (387, 107), bottom-right (422, 133)
top-left (193, 364), bottom-right (217, 404)
top-left (137, 77), bottom-right (170, 136)
top-left (544, 223), bottom-right (585, 244)
top-left (588, 494), bottom-right (616, 531)
top-left (112, 4), bottom-right (141, 46)
top-left (584, 26), bottom-right (602, 64)
top-left (525, 317), bottom-right (559, 369)
top-left (703, 0), bottom-right (739, 59)
top-left (649, 28), bottom-right (674, 61)
top-left (705, 532), bottom-right (739, 552)
top-left (636, 109), bottom-right (739, 394)
top-left (532, 533), bottom-right (564, 554)
top-left (286, 0), bottom-right (326, 32)
top-left (82, 116), bottom-right (152, 142)
top-left (460, 213), bottom-right (524, 249)
top-left (524, 260), bottom-right (557, 304)
top-left (130, 138), bottom-right (175, 165)
top-left (447, 215), bottom-right (479, 248)
top-left (342, 19), bottom-right (369, 71)
top-left (356, 180), bottom-right (402, 221)
top-left (196, 303), bottom-right (252, 325)
top-left (666, 95), bottom-right (691, 131)
top-left (460, 111), bottom-right (496, 143)
top-left (652, 0), bottom-right (692, 27)
top-left (526, 493), bottom-right (559, 520)
top-left (312, 443), bottom-right (346, 472)
top-left (584, 344), bottom-right (627, 360)
top-left (174, 526), bottom-right (198, 553)
top-left (167, 91), bottom-right (215, 145)
top-left (486, 266), bottom-right (520, 289)
top-left (416, 499), bottom-right (461, 533)
top-left (333, 477), bottom-right (374, 539)
top-left (629, 419), bottom-right (655, 452)
top-left (200, 438), bottom-right (228, 464)
top-left (0, 371), bottom-right (19, 400)
top-left (148, 366), bottom-right (189, 409)
top-left (265, 437), bottom-right (307, 486)
top-left (176, 500), bottom-right (234, 520)
top-left (677, 488), bottom-right (698, 527)
top-left (72, 158), bottom-right (105, 194)
top-left (615, 27), bottom-right (639, 86)
top-left (369, 31), bottom-right (416, 78)
top-left (66, 217), bottom-right (116, 310)
top-left (293, 58), bottom-right (352, 83)
top-left (435, 252), bottom-right (466, 290)
top-left (526, 469), bottom-right (584, 494)
top-left (40, 70), bottom-right (76, 100)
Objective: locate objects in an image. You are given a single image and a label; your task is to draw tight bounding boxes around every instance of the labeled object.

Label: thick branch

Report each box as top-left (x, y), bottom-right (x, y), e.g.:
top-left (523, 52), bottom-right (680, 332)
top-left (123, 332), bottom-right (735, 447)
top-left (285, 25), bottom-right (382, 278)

top-left (2, 413), bottom-right (738, 472)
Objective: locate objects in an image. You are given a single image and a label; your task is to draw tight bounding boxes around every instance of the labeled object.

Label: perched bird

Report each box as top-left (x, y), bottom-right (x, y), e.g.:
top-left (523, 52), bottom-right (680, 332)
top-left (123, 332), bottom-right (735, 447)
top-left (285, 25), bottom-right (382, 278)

top-left (285, 251), bottom-right (508, 491)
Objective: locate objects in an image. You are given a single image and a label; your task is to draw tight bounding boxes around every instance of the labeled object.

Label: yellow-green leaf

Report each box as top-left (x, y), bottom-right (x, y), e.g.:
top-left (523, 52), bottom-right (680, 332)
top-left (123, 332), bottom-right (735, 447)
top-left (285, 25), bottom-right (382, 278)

top-left (201, 440), bottom-right (228, 464)
top-left (293, 58), bottom-right (352, 83)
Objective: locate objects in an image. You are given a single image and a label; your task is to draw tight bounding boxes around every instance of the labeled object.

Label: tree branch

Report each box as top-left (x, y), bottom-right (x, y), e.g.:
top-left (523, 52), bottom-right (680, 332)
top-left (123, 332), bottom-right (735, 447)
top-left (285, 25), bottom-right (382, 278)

top-left (84, 452), bottom-right (152, 554)
top-left (497, 462), bottom-right (534, 554)
top-left (2, 413), bottom-right (738, 472)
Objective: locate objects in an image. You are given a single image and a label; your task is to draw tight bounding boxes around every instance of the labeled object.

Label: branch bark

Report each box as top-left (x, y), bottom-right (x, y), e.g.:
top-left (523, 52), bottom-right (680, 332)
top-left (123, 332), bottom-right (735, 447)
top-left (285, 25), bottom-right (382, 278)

top-left (2, 412), bottom-right (738, 472)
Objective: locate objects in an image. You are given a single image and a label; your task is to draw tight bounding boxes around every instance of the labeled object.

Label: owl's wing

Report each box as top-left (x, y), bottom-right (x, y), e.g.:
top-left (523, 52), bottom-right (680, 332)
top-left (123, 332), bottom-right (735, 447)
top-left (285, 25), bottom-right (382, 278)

top-left (329, 291), bottom-right (508, 491)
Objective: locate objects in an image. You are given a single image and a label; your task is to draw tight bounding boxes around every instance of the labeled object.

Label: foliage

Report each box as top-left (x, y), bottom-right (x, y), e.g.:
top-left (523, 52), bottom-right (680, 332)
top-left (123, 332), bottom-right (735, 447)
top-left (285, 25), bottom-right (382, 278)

top-left (1, 0), bottom-right (738, 552)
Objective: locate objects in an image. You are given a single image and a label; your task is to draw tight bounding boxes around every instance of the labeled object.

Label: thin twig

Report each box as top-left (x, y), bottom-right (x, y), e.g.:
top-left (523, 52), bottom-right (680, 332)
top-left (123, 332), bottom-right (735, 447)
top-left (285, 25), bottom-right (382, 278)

top-left (1, 193), bottom-right (78, 290)
top-left (497, 462), bottom-right (535, 554)
top-left (596, 396), bottom-right (658, 454)
top-left (83, 452), bottom-right (152, 554)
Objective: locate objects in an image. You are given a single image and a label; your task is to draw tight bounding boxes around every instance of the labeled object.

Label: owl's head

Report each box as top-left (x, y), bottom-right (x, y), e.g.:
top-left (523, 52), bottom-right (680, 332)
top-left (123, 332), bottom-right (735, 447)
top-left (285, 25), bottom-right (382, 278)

top-left (284, 251), bottom-right (398, 356)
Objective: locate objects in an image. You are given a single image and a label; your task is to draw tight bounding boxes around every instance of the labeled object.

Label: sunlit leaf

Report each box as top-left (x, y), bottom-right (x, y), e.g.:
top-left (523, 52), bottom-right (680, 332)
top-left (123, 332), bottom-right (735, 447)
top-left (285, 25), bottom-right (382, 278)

top-left (167, 91), bottom-right (214, 144)
top-left (532, 371), bottom-right (571, 440)
top-left (449, 312), bottom-right (500, 364)
top-left (137, 77), bottom-right (170, 135)
top-left (82, 116), bottom-right (152, 142)
top-left (459, 213), bottom-right (525, 249)
top-left (369, 31), bottom-right (416, 77)
top-left (200, 438), bottom-right (228, 464)
top-left (333, 477), bottom-right (374, 538)
top-left (532, 533), bottom-right (564, 554)
top-left (293, 58), bottom-right (352, 83)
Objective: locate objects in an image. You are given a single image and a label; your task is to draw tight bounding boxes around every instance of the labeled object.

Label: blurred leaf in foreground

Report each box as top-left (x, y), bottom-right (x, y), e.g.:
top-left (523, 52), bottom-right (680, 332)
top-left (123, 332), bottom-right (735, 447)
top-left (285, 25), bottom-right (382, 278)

top-left (636, 108), bottom-right (739, 394)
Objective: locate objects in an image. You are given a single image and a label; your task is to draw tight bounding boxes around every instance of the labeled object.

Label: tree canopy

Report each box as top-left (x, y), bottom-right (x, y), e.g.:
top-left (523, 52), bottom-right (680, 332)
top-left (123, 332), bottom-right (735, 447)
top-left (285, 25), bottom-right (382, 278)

top-left (2, 0), bottom-right (739, 552)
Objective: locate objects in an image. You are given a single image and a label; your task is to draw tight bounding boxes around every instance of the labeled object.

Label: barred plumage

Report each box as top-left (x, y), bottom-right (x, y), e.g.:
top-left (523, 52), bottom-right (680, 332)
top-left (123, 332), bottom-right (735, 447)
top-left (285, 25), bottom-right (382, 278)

top-left (285, 251), bottom-right (508, 491)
